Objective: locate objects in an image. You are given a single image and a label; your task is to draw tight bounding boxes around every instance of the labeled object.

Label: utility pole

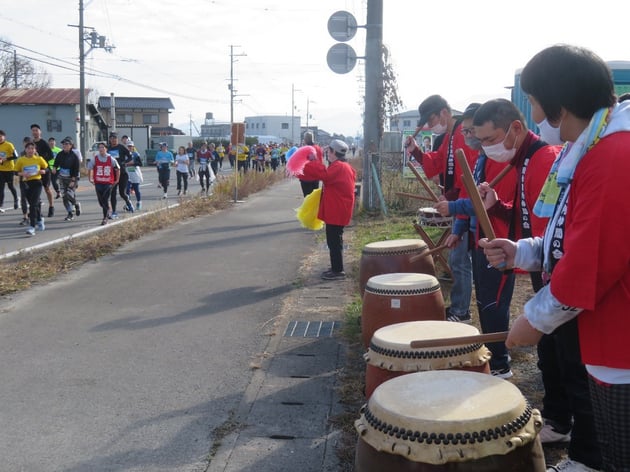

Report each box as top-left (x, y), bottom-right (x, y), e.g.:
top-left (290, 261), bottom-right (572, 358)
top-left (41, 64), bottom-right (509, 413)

top-left (229, 45), bottom-right (246, 202)
top-left (363, 0), bottom-right (383, 210)
top-left (73, 0), bottom-right (113, 165)
top-left (13, 50), bottom-right (18, 87)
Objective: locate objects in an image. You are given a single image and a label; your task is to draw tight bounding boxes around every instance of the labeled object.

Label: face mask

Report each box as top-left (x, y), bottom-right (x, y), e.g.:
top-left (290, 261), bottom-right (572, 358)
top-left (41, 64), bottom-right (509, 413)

top-left (482, 127), bottom-right (516, 163)
top-left (464, 136), bottom-right (482, 150)
top-left (430, 122), bottom-right (447, 135)
top-left (536, 118), bottom-right (563, 145)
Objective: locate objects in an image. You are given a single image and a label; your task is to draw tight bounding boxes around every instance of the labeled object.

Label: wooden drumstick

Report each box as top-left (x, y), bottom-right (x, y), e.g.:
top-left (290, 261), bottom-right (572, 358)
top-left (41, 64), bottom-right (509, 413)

top-left (406, 161), bottom-right (439, 202)
top-left (408, 244), bottom-right (448, 263)
top-left (488, 163), bottom-right (514, 189)
top-left (395, 191), bottom-right (436, 202)
top-left (410, 331), bottom-right (509, 349)
top-left (454, 149), bottom-right (496, 240)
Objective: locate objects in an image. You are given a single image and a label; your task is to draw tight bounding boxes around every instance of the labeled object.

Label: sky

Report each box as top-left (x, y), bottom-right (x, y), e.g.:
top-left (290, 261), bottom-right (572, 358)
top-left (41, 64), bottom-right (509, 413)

top-left (1, 0), bottom-right (629, 138)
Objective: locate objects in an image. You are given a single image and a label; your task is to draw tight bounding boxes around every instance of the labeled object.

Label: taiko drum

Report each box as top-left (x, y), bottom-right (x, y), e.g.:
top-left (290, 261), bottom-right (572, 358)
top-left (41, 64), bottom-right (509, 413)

top-left (361, 273), bottom-right (445, 349)
top-left (355, 370), bottom-right (546, 471)
top-left (363, 321), bottom-right (491, 399)
top-left (359, 239), bottom-right (435, 295)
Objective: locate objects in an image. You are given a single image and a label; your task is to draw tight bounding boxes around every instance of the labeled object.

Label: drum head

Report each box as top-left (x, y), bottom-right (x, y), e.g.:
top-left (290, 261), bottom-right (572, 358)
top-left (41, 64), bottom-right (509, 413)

top-left (364, 273), bottom-right (440, 294)
top-left (355, 370), bottom-right (542, 464)
top-left (363, 239), bottom-right (428, 255)
top-left (365, 321), bottom-right (491, 371)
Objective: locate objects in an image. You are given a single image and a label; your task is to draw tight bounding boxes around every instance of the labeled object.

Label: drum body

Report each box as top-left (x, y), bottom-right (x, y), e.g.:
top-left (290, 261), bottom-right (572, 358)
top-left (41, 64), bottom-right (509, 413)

top-left (418, 207), bottom-right (452, 228)
top-left (364, 321), bottom-right (491, 399)
top-left (355, 371), bottom-right (546, 471)
top-left (359, 239), bottom-right (435, 295)
top-left (361, 273), bottom-right (445, 349)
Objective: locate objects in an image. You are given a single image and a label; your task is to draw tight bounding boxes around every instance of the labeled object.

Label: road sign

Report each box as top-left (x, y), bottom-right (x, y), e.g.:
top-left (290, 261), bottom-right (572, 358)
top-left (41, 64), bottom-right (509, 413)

top-left (327, 10), bottom-right (358, 42)
top-left (326, 43), bottom-right (357, 74)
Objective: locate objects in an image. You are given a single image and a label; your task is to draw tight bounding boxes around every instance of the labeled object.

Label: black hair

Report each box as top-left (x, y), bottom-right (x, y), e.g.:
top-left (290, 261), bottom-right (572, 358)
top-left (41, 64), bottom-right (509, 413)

top-left (472, 98), bottom-right (527, 132)
top-left (618, 93), bottom-right (630, 103)
top-left (520, 45), bottom-right (615, 122)
top-left (30, 123), bottom-right (41, 130)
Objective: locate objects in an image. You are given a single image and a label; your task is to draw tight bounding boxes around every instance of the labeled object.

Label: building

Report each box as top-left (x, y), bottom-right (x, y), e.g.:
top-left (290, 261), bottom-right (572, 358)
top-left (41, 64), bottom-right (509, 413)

top-left (244, 115), bottom-right (301, 144)
top-left (512, 60), bottom-right (630, 131)
top-left (200, 112), bottom-right (231, 141)
top-left (0, 88), bottom-right (99, 148)
top-left (97, 96), bottom-right (180, 137)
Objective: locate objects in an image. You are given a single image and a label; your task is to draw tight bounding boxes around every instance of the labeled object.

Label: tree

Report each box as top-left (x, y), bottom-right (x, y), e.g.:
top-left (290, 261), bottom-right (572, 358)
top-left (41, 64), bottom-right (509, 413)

top-left (0, 38), bottom-right (51, 88)
top-left (379, 44), bottom-right (403, 138)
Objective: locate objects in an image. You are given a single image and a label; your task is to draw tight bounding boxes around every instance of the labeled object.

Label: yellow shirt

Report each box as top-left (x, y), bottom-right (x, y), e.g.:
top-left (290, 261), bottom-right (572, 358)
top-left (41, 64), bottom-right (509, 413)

top-left (15, 155), bottom-right (48, 181)
top-left (0, 140), bottom-right (16, 171)
top-left (237, 145), bottom-right (249, 161)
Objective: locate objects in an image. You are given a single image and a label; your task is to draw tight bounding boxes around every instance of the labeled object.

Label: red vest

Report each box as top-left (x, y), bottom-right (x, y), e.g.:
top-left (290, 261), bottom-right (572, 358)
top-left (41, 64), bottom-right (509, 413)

top-left (93, 155), bottom-right (116, 184)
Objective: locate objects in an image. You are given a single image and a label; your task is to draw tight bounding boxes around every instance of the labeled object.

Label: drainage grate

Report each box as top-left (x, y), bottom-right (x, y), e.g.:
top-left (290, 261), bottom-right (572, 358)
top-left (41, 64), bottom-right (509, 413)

top-left (283, 321), bottom-right (341, 338)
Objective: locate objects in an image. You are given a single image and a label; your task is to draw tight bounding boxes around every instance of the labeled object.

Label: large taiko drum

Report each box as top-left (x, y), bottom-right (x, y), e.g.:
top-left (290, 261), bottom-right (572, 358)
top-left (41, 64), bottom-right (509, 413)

top-left (418, 207), bottom-right (452, 228)
top-left (359, 239), bottom-right (435, 295)
top-left (355, 371), bottom-right (546, 471)
top-left (364, 321), bottom-right (491, 399)
top-left (361, 273), bottom-right (445, 348)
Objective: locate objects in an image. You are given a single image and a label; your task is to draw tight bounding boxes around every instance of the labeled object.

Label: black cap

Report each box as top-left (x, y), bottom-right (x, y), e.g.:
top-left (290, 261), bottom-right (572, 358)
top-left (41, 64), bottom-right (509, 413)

top-left (109, 132), bottom-right (118, 138)
top-left (61, 136), bottom-right (74, 145)
top-left (417, 95), bottom-right (449, 128)
top-left (462, 103), bottom-right (482, 120)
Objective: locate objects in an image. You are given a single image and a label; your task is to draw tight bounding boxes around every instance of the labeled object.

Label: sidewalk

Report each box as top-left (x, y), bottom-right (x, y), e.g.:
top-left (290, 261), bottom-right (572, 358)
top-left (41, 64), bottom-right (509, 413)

top-left (209, 234), bottom-right (356, 472)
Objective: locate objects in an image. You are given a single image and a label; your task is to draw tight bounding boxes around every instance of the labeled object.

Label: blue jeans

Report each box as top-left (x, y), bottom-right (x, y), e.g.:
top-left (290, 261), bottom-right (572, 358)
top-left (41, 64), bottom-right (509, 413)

top-left (447, 232), bottom-right (472, 316)
top-left (471, 247), bottom-right (515, 371)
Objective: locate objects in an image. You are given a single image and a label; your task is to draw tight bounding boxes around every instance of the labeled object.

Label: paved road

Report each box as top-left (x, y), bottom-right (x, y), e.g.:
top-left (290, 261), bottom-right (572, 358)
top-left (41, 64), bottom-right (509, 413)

top-left (0, 166), bottom-right (237, 257)
top-left (0, 177), bottom-right (318, 472)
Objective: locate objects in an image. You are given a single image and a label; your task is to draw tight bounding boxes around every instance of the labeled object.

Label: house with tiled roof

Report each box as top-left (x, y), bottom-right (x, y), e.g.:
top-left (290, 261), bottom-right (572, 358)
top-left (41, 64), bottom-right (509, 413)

top-left (0, 88), bottom-right (99, 148)
top-left (97, 96), bottom-right (183, 136)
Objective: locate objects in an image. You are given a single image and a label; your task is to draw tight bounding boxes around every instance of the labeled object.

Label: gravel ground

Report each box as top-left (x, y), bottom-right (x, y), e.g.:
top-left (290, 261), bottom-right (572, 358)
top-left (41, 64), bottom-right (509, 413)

top-left (333, 242), bottom-right (569, 469)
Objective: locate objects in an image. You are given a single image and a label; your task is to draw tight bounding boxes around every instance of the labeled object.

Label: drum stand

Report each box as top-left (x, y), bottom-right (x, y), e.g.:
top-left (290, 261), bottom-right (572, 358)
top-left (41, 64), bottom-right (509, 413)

top-left (413, 222), bottom-right (453, 280)
top-left (404, 161), bottom-right (454, 280)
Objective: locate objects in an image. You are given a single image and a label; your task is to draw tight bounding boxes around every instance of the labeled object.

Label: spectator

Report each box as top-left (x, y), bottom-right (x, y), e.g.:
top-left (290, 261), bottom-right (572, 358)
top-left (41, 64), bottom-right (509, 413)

top-left (301, 139), bottom-right (356, 280)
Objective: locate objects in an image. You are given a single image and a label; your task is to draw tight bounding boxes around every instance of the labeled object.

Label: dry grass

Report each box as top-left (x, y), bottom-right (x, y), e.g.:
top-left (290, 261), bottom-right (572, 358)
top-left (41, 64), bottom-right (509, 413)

top-left (0, 170), bottom-right (285, 296)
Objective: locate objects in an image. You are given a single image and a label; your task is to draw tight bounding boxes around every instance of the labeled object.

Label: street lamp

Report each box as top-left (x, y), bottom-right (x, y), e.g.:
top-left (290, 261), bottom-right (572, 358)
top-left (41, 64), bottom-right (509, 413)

top-left (291, 83), bottom-right (302, 145)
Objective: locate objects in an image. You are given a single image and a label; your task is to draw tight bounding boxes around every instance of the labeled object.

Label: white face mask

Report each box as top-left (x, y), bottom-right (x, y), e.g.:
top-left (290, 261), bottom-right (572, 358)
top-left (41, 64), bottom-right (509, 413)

top-left (482, 127), bottom-right (516, 163)
top-left (536, 118), bottom-right (563, 145)
top-left (429, 121), bottom-right (447, 135)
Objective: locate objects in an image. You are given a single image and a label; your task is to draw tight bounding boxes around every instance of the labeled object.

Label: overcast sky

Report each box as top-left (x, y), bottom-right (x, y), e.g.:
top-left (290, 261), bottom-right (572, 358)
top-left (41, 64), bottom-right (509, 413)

top-left (2, 0), bottom-right (628, 138)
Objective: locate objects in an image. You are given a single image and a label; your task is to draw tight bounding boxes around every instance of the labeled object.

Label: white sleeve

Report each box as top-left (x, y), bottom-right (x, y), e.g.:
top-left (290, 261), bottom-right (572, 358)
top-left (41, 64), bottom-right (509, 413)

top-left (514, 237), bottom-right (544, 272)
top-left (524, 285), bottom-right (583, 334)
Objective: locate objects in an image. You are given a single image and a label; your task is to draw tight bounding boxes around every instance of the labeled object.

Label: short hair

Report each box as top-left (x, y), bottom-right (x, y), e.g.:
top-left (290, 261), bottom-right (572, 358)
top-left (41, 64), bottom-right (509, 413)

top-left (30, 123), bottom-right (41, 130)
top-left (303, 131), bottom-right (314, 145)
top-left (618, 93), bottom-right (630, 103)
top-left (520, 45), bottom-right (615, 122)
top-left (0, 130), bottom-right (5, 137)
top-left (473, 99), bottom-right (527, 132)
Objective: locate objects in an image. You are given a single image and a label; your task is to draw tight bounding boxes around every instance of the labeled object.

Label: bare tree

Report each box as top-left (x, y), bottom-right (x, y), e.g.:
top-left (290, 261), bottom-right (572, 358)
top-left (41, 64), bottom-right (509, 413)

top-left (378, 44), bottom-right (403, 138)
top-left (0, 38), bottom-right (51, 88)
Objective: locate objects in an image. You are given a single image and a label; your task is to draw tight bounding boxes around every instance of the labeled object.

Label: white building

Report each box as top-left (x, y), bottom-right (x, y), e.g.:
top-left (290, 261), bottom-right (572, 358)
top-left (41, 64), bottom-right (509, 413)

top-left (245, 115), bottom-right (301, 145)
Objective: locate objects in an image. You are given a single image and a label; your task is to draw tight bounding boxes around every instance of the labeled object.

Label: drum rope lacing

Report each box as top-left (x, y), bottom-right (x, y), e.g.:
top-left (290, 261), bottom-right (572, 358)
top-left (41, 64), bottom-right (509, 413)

top-left (361, 403), bottom-right (534, 445)
top-left (368, 341), bottom-right (483, 359)
top-left (364, 285), bottom-right (440, 296)
top-left (362, 247), bottom-right (426, 256)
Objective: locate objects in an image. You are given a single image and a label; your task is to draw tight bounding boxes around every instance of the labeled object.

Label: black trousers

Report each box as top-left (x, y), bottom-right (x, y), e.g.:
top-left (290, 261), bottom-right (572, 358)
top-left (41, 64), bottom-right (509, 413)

top-left (538, 318), bottom-right (602, 469)
top-left (326, 224), bottom-right (345, 273)
top-left (300, 180), bottom-right (319, 197)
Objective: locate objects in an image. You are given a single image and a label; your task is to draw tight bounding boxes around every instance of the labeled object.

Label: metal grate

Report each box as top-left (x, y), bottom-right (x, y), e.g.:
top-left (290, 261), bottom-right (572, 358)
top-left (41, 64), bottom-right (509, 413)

top-left (283, 321), bottom-right (341, 338)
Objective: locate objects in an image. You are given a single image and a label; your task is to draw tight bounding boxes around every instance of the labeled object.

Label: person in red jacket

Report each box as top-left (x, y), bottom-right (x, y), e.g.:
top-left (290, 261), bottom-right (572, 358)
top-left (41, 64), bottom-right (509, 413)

top-left (481, 45), bottom-right (630, 472)
top-left (405, 95), bottom-right (479, 323)
top-left (301, 139), bottom-right (356, 280)
top-left (298, 131), bottom-right (323, 197)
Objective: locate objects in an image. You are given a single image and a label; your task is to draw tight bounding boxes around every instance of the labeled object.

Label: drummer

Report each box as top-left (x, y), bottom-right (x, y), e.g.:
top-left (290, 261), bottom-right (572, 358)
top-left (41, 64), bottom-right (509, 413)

top-left (434, 102), bottom-right (518, 378)
top-left (405, 95), bottom-right (479, 325)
